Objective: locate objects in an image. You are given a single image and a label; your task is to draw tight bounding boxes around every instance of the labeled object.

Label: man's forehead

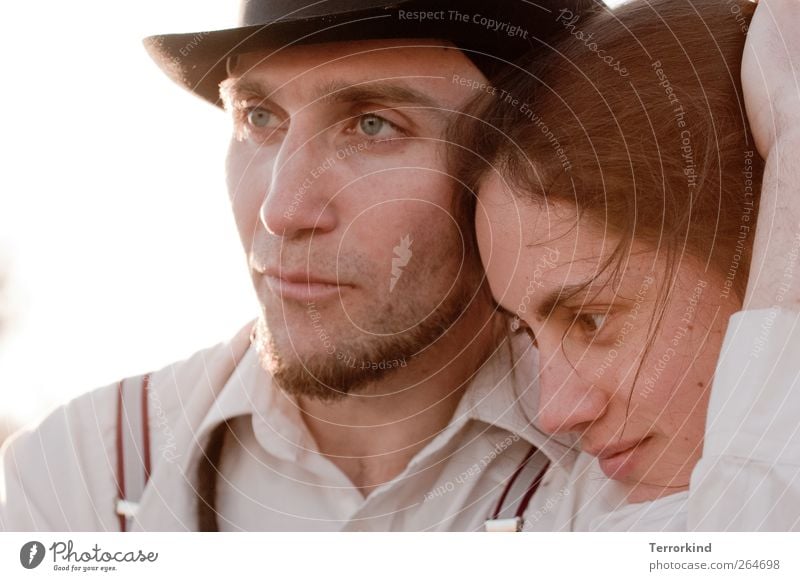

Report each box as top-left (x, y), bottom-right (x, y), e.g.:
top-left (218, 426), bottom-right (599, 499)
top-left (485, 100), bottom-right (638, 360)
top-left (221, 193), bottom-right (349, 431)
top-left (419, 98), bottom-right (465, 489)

top-left (223, 39), bottom-right (485, 108)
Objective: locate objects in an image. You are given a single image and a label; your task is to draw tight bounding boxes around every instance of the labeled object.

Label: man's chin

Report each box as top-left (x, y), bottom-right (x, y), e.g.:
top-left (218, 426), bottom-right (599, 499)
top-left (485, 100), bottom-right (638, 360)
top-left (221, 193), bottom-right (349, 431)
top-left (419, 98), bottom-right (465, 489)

top-left (251, 271), bottom-right (476, 401)
top-left (260, 349), bottom-right (404, 402)
top-left (252, 317), bottom-right (403, 401)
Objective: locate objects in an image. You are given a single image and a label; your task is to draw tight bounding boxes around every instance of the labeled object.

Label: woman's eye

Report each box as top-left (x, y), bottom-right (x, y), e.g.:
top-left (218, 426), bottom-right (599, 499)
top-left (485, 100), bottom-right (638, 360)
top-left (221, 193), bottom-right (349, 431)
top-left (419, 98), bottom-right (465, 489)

top-left (357, 114), bottom-right (399, 138)
top-left (576, 313), bottom-right (608, 335)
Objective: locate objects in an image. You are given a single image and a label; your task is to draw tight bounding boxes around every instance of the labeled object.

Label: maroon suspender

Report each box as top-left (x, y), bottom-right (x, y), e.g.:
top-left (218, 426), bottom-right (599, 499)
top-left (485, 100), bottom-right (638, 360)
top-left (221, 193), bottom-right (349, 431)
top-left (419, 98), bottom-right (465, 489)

top-left (114, 381), bottom-right (126, 532)
top-left (486, 445), bottom-right (551, 532)
top-left (514, 460), bottom-right (550, 520)
top-left (114, 371), bottom-right (545, 532)
top-left (141, 374), bottom-right (152, 481)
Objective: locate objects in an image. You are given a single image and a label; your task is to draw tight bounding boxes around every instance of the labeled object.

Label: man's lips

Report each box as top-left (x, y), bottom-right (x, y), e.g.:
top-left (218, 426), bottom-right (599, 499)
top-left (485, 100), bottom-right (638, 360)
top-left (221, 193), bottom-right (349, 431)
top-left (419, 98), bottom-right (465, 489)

top-left (263, 268), bottom-right (343, 286)
top-left (261, 268), bottom-right (352, 302)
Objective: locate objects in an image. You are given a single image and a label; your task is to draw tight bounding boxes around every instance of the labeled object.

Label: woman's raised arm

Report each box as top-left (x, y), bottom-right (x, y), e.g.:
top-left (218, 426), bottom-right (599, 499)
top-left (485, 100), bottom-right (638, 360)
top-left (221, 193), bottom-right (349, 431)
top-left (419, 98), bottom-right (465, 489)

top-left (687, 0), bottom-right (800, 530)
top-left (742, 0), bottom-right (800, 311)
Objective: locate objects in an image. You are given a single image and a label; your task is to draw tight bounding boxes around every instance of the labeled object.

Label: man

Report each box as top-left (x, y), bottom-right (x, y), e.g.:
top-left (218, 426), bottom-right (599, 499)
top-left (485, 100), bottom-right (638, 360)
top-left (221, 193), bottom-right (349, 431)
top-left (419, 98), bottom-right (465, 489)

top-left (0, 0), bottom-right (588, 531)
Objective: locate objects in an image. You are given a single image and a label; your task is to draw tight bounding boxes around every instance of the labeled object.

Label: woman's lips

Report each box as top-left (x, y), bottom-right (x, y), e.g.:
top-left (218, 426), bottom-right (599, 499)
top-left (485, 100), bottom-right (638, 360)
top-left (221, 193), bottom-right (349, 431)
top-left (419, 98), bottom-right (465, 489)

top-left (589, 438), bottom-right (649, 481)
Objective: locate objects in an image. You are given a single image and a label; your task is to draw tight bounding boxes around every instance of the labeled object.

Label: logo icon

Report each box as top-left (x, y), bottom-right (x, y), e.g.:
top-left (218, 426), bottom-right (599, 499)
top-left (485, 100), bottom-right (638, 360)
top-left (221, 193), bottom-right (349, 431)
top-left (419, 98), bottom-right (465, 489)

top-left (390, 235), bottom-right (413, 292)
top-left (20, 541), bottom-right (46, 569)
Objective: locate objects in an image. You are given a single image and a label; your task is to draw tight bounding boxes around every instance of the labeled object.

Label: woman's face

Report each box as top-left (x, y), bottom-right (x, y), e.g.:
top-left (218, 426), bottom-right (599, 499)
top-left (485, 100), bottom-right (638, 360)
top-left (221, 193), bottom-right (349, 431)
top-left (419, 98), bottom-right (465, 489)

top-left (476, 174), bottom-right (741, 502)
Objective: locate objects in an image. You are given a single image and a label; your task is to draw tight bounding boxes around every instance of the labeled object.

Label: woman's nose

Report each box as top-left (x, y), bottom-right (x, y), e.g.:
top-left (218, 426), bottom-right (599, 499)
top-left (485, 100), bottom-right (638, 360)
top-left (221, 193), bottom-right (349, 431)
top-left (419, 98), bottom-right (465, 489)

top-left (535, 356), bottom-right (609, 435)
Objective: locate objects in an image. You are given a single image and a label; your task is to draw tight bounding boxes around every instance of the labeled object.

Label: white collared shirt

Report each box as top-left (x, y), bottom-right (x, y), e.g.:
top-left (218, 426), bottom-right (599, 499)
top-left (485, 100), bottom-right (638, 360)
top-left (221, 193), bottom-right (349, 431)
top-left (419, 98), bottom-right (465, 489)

top-left (192, 342), bottom-right (561, 532)
top-left (2, 309), bottom-right (797, 531)
top-left (0, 321), bottom-right (578, 531)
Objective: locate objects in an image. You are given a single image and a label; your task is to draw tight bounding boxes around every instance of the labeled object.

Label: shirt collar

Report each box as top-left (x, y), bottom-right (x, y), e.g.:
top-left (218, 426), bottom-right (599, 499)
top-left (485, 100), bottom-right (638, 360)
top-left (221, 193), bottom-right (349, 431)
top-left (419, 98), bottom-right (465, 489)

top-left (194, 341), bottom-right (270, 444)
top-left (440, 332), bottom-right (576, 465)
top-left (194, 329), bottom-right (576, 466)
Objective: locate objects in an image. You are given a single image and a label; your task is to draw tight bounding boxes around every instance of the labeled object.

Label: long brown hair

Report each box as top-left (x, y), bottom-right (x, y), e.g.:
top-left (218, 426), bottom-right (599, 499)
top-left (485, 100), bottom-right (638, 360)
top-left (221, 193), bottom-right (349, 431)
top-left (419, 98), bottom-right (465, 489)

top-left (451, 0), bottom-right (763, 305)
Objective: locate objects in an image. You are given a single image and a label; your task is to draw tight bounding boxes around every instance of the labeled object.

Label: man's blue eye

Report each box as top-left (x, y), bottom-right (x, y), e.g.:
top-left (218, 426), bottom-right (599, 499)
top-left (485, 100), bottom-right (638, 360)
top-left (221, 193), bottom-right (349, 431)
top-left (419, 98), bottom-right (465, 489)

top-left (247, 108), bottom-right (273, 128)
top-left (359, 114), bottom-right (386, 136)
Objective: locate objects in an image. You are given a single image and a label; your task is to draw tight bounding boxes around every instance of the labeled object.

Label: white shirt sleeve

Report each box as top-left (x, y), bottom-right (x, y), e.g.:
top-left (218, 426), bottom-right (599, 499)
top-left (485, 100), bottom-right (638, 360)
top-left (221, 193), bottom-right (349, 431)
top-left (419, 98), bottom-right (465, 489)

top-left (0, 383), bottom-right (120, 532)
top-left (688, 308), bottom-right (800, 530)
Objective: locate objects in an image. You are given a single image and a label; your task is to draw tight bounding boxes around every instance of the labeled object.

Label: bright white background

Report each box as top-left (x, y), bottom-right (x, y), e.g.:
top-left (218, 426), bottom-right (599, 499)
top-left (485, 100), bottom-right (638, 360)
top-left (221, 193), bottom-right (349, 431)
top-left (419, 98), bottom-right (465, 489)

top-left (0, 2), bottom-right (256, 428)
top-left (0, 1), bottom-right (629, 430)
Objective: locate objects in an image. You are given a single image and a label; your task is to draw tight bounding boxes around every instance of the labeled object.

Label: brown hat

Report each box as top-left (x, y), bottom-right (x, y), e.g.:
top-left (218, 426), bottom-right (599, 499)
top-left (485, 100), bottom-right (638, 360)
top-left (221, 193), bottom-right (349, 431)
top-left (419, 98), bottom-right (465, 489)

top-left (143, 0), bottom-right (593, 107)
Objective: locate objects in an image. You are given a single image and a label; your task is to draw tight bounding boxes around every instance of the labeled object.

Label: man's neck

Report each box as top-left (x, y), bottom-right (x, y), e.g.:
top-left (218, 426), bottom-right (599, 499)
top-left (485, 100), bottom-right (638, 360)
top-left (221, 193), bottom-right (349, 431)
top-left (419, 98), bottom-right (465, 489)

top-left (298, 303), bottom-right (501, 497)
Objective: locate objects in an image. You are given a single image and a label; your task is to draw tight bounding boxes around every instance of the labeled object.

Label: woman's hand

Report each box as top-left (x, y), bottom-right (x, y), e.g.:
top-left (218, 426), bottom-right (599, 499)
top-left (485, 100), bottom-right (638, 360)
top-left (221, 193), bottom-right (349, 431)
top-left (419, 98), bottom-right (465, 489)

top-left (742, 0), bottom-right (800, 158)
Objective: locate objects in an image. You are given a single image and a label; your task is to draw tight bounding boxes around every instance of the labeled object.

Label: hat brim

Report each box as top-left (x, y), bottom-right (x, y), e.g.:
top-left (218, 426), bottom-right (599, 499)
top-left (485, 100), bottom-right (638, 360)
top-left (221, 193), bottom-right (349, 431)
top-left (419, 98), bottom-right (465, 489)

top-left (143, 2), bottom-right (585, 108)
top-left (143, 10), bottom-right (484, 108)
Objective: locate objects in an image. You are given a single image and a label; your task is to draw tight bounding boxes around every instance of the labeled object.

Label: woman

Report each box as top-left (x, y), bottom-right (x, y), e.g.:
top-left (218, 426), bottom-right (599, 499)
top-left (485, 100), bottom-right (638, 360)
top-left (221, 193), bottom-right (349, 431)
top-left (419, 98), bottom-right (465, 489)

top-left (452, 0), bottom-right (800, 529)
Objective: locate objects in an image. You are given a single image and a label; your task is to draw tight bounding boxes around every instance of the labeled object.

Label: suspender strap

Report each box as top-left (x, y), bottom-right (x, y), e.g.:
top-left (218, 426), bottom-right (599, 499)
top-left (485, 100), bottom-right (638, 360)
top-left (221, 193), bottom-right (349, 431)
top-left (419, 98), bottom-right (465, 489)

top-left (485, 445), bottom-right (550, 532)
top-left (115, 373), bottom-right (152, 532)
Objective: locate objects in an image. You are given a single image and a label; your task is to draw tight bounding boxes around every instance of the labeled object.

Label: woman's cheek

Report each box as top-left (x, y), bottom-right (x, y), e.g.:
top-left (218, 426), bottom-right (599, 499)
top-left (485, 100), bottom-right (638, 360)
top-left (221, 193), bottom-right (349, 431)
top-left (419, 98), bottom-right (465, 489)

top-left (564, 337), bottom-right (631, 385)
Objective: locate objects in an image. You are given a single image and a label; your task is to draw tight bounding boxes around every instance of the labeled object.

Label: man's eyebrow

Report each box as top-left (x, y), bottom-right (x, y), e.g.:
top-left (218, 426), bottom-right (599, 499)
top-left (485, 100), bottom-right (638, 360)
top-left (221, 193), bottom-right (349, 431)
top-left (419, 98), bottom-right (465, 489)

top-left (219, 77), bottom-right (275, 106)
top-left (316, 79), bottom-right (445, 111)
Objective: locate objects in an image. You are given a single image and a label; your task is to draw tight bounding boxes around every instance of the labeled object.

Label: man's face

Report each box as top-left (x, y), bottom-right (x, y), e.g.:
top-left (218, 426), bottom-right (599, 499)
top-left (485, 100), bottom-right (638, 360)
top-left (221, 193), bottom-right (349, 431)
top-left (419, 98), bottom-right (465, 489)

top-left (223, 39), bottom-right (487, 399)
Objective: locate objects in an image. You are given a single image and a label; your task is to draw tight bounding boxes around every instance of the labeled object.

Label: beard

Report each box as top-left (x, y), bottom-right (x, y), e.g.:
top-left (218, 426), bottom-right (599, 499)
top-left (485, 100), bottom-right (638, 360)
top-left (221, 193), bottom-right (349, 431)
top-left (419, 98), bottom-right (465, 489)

top-left (252, 243), bottom-right (482, 402)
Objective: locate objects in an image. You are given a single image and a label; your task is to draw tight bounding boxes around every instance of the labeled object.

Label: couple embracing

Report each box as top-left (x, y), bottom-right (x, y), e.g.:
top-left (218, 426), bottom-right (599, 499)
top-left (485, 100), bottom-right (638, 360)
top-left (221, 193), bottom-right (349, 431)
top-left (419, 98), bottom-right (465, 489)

top-left (2, 0), bottom-right (799, 532)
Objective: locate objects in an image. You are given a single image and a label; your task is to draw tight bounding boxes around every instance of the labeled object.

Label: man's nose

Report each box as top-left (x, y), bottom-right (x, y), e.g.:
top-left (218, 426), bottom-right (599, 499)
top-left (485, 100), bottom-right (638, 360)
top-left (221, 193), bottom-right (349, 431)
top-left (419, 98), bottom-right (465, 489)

top-left (260, 128), bottom-right (338, 238)
top-left (535, 354), bottom-right (609, 435)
